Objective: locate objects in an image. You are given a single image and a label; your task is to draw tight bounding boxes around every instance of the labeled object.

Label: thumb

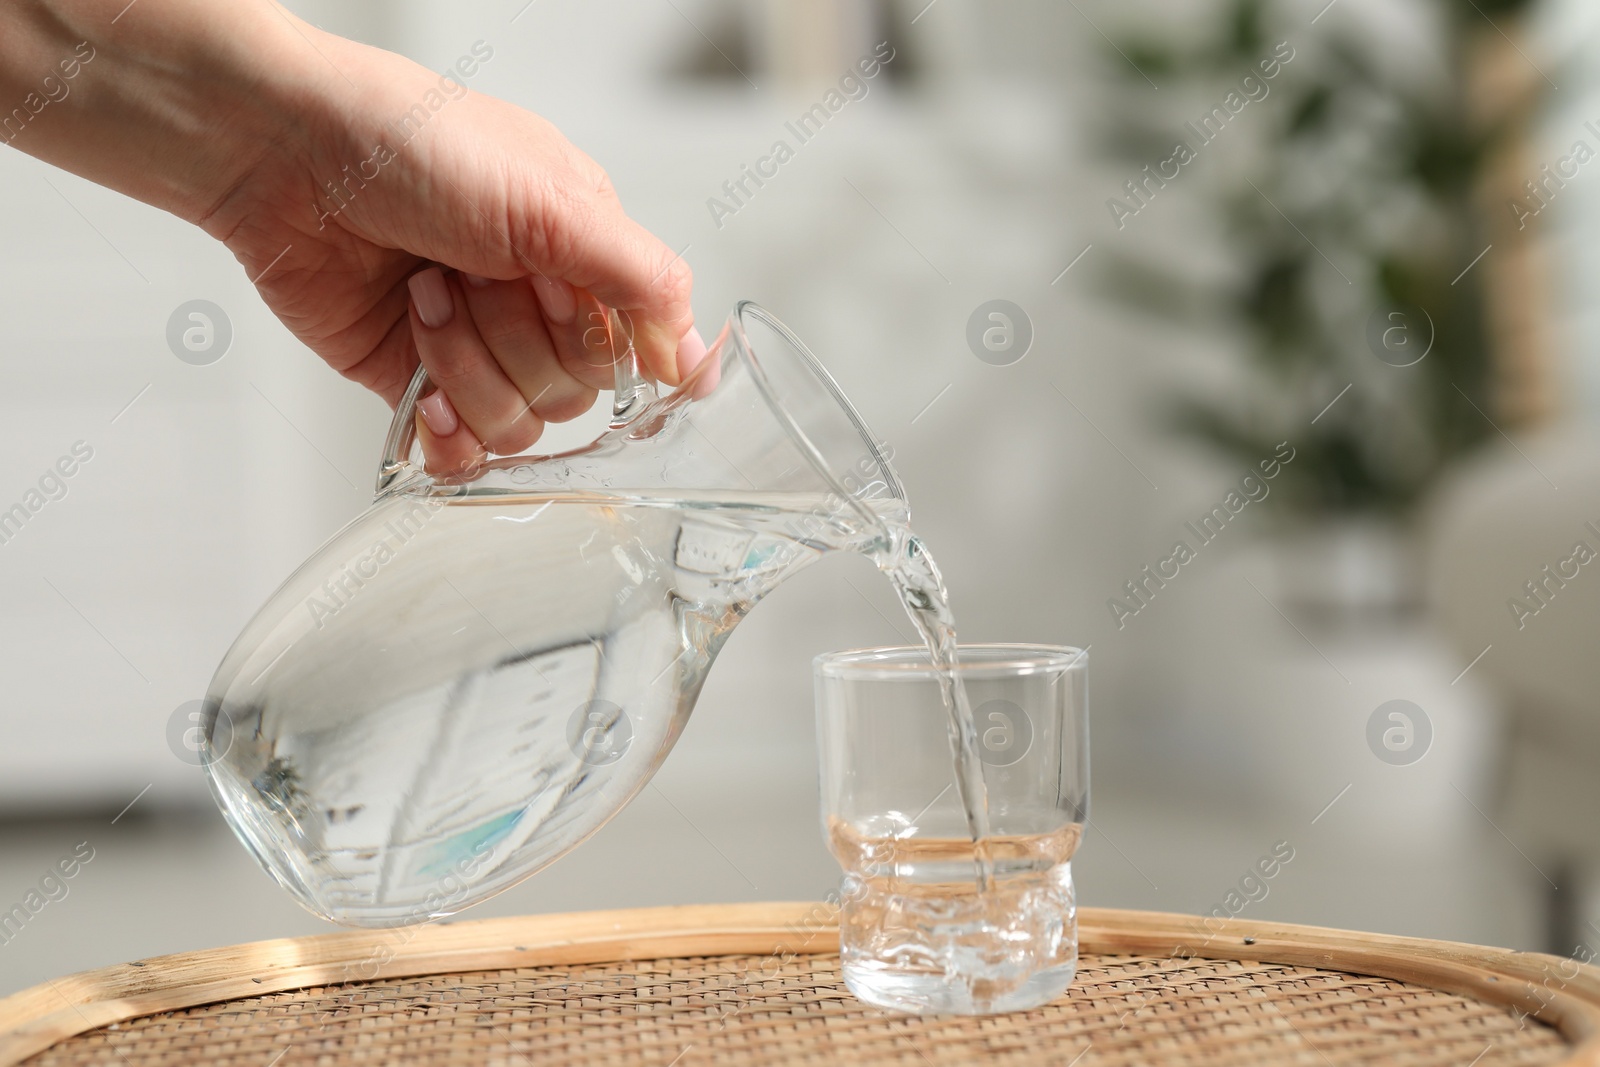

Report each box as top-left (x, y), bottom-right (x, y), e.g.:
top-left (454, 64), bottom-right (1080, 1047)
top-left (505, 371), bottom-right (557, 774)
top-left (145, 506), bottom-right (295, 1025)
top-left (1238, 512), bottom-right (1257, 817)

top-left (536, 188), bottom-right (695, 386)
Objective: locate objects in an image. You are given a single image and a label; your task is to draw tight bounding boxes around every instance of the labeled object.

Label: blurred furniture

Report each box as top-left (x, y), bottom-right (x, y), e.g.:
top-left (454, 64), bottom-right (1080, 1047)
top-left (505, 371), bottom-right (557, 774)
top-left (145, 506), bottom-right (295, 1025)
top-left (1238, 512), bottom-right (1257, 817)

top-left (4, 903), bottom-right (1598, 1065)
top-left (1429, 428), bottom-right (1600, 954)
top-left (1468, 14), bottom-right (1559, 428)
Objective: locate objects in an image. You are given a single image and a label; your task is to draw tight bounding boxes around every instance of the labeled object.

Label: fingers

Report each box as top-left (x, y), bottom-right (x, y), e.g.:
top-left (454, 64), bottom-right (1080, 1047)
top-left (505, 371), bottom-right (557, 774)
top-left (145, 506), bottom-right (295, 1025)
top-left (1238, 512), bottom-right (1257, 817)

top-left (414, 390), bottom-right (485, 478)
top-left (405, 258), bottom-right (713, 480)
top-left (527, 280), bottom-right (716, 399)
top-left (553, 172), bottom-right (690, 320)
top-left (549, 198), bottom-right (696, 386)
top-left (366, 98), bottom-right (698, 393)
top-left (407, 266), bottom-right (545, 460)
top-left (495, 150), bottom-right (693, 385)
top-left (538, 284), bottom-right (623, 392)
top-left (675, 325), bottom-right (717, 398)
top-left (459, 272), bottom-right (598, 422)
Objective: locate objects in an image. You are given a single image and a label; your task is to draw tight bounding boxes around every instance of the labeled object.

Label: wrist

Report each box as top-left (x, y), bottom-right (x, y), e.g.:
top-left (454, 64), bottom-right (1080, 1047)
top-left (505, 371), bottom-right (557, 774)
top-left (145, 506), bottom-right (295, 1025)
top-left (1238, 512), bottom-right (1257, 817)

top-left (1, 0), bottom-right (331, 227)
top-left (191, 15), bottom-right (441, 246)
top-left (132, 0), bottom-right (332, 228)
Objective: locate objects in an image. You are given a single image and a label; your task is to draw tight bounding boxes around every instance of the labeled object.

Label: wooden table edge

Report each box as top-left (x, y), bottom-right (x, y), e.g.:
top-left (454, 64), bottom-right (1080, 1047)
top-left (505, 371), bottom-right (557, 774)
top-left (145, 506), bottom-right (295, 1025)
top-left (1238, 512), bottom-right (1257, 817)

top-left (1, 903), bottom-right (1596, 1066)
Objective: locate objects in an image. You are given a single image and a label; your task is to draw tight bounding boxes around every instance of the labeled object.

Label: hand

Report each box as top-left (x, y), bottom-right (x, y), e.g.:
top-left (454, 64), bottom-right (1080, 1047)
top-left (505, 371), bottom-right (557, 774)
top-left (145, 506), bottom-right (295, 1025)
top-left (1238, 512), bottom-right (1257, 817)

top-left (0, 0), bottom-right (703, 475)
top-left (200, 27), bottom-right (704, 474)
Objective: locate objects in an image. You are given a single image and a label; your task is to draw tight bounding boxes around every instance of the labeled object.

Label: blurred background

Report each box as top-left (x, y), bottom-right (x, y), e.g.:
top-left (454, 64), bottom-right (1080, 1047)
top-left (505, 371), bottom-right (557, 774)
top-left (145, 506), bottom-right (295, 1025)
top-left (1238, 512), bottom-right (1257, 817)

top-left (3, 0), bottom-right (1600, 995)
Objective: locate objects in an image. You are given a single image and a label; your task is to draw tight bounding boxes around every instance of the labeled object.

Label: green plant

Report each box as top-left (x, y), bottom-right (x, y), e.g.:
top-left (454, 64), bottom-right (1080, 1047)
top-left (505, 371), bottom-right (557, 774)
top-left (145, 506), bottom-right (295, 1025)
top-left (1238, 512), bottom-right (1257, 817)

top-left (1101, 0), bottom-right (1537, 516)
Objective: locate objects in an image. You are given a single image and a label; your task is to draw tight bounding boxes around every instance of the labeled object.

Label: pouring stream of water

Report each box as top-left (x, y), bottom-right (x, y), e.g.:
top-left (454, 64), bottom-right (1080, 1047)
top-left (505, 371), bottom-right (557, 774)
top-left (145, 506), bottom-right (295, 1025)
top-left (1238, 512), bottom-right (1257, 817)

top-left (874, 530), bottom-right (996, 894)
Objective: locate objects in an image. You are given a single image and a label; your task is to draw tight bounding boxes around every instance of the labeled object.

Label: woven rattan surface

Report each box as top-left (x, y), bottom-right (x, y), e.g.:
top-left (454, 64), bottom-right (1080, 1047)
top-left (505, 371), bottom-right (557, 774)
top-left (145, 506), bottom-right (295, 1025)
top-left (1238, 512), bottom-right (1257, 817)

top-left (20, 949), bottom-right (1568, 1067)
top-left (5, 906), bottom-right (1597, 1066)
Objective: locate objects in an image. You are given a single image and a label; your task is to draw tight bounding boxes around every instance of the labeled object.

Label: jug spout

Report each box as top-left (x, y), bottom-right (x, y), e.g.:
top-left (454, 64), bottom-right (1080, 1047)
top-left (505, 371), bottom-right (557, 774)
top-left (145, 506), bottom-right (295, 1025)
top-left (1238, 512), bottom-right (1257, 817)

top-left (614, 300), bottom-right (908, 542)
top-left (714, 300), bottom-right (907, 536)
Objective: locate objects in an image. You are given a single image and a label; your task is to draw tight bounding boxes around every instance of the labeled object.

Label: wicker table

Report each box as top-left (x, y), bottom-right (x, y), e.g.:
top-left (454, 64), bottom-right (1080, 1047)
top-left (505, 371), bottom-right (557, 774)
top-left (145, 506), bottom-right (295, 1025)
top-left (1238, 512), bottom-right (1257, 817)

top-left (1, 903), bottom-right (1596, 1066)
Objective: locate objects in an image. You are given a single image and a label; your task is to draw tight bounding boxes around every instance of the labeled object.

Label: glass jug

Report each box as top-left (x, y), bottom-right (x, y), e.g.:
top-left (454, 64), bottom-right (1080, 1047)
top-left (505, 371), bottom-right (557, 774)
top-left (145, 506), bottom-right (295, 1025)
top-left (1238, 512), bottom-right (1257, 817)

top-left (200, 302), bottom-right (906, 926)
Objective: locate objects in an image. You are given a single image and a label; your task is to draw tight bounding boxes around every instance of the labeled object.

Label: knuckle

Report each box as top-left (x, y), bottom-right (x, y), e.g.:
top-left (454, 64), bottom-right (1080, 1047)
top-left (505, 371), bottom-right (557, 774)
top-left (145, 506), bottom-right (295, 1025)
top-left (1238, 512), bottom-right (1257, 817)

top-left (558, 350), bottom-right (617, 389)
top-left (654, 256), bottom-right (693, 315)
top-left (485, 410), bottom-right (544, 456)
top-left (423, 440), bottom-right (482, 478)
top-left (563, 141), bottom-right (611, 195)
top-left (526, 176), bottom-right (596, 276)
top-left (470, 314), bottom-right (523, 354)
top-left (425, 351), bottom-right (478, 391)
top-left (361, 361), bottom-right (419, 408)
top-left (536, 387), bottom-right (597, 424)
top-left (416, 334), bottom-right (483, 392)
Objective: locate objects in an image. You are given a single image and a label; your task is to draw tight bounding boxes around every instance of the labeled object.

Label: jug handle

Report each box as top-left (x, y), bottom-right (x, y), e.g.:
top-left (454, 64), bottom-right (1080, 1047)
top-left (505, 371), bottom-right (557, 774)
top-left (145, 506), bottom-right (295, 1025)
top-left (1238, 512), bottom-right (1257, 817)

top-left (603, 307), bottom-right (659, 429)
top-left (375, 306), bottom-right (658, 495)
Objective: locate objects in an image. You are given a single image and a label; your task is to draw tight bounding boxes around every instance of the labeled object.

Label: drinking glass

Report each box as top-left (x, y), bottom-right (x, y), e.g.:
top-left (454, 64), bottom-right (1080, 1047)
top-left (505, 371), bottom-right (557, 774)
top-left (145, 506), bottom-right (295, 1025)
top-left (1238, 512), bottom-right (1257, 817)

top-left (814, 644), bottom-right (1089, 1015)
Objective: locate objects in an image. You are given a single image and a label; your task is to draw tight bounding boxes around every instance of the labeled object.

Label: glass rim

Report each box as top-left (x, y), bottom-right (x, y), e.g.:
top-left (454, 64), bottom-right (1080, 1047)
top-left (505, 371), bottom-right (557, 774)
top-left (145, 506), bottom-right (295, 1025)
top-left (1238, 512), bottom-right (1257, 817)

top-left (814, 643), bottom-right (1087, 681)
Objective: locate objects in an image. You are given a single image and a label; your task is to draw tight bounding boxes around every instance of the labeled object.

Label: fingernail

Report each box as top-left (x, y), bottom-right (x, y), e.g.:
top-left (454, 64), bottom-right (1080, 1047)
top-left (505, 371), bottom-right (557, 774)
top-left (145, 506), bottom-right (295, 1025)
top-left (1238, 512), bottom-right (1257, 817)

top-left (462, 272), bottom-right (492, 288)
top-left (417, 390), bottom-right (460, 436)
top-left (532, 275), bottom-right (576, 325)
top-left (678, 326), bottom-right (720, 396)
top-left (676, 326), bottom-right (707, 379)
top-left (408, 267), bottom-right (454, 329)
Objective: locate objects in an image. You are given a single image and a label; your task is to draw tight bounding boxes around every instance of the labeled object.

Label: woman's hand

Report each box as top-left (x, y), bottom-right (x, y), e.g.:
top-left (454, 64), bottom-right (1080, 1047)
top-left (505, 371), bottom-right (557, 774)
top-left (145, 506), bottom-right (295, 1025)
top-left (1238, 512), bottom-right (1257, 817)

top-left (0, 0), bottom-right (704, 473)
top-left (204, 29), bottom-right (707, 474)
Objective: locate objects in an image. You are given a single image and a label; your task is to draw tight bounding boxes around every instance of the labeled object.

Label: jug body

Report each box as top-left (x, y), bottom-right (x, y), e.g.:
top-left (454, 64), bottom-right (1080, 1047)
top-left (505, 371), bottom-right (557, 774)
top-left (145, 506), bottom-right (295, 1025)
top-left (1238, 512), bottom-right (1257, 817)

top-left (202, 302), bottom-right (906, 926)
top-left (206, 484), bottom-right (860, 924)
